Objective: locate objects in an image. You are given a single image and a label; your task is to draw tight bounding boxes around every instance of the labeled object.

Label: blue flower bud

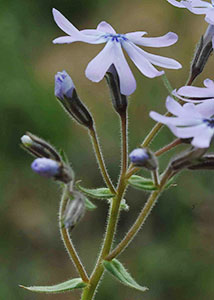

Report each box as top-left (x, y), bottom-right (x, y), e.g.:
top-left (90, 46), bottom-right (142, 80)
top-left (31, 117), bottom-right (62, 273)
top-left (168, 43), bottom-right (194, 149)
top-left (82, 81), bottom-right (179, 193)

top-left (31, 158), bottom-right (60, 178)
top-left (129, 148), bottom-right (158, 170)
top-left (55, 70), bottom-right (75, 100)
top-left (54, 70), bottom-right (93, 128)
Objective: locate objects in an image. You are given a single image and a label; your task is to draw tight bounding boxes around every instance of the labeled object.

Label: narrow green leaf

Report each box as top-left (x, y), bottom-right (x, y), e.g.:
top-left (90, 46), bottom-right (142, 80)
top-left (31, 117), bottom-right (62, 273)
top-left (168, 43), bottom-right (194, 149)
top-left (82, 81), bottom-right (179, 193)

top-left (76, 182), bottom-right (115, 199)
top-left (103, 259), bottom-right (148, 292)
top-left (128, 175), bottom-right (158, 191)
top-left (19, 278), bottom-right (87, 294)
top-left (84, 197), bottom-right (97, 210)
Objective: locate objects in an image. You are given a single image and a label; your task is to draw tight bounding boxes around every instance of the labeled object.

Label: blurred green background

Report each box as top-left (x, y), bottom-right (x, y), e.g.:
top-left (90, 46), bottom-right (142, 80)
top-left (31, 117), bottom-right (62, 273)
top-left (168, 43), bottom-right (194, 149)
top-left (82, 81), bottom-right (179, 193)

top-left (1, 0), bottom-right (214, 299)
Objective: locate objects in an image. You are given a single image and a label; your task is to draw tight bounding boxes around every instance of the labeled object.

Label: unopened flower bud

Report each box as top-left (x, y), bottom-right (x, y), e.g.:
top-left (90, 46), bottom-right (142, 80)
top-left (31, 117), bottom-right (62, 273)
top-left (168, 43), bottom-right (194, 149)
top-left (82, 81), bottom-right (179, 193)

top-left (31, 158), bottom-right (60, 178)
top-left (189, 25), bottom-right (213, 84)
top-left (55, 70), bottom-right (93, 129)
top-left (169, 147), bottom-right (207, 173)
top-left (129, 148), bottom-right (158, 170)
top-left (31, 157), bottom-right (72, 183)
top-left (188, 154), bottom-right (214, 170)
top-left (105, 65), bottom-right (128, 115)
top-left (21, 135), bottom-right (33, 147)
top-left (21, 132), bottom-right (61, 162)
top-left (63, 191), bottom-right (85, 231)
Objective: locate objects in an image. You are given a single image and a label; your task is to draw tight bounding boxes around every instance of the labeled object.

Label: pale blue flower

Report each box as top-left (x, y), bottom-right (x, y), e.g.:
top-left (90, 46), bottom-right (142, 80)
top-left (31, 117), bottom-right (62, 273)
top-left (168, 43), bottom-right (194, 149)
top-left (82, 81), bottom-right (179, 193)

top-left (150, 96), bottom-right (214, 148)
top-left (52, 8), bottom-right (181, 95)
top-left (167, 0), bottom-right (214, 25)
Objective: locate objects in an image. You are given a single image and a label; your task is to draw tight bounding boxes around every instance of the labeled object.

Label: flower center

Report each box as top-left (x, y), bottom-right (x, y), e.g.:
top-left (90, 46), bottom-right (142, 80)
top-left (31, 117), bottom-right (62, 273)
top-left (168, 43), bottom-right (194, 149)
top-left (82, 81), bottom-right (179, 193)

top-left (104, 33), bottom-right (128, 43)
top-left (203, 118), bottom-right (214, 128)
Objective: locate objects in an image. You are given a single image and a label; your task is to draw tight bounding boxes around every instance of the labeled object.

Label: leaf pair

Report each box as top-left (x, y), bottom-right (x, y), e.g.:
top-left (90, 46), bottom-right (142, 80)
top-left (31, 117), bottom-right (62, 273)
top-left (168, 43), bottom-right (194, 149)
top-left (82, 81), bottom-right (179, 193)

top-left (20, 259), bottom-right (148, 295)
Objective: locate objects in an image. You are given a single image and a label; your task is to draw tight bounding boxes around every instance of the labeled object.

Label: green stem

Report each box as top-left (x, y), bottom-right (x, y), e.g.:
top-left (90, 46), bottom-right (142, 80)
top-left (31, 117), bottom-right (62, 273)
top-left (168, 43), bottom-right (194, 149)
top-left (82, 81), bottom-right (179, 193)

top-left (106, 168), bottom-right (172, 261)
top-left (155, 138), bottom-right (182, 157)
top-left (89, 127), bottom-right (116, 194)
top-left (59, 186), bottom-right (89, 283)
top-left (81, 111), bottom-right (128, 300)
top-left (120, 111), bottom-right (128, 175)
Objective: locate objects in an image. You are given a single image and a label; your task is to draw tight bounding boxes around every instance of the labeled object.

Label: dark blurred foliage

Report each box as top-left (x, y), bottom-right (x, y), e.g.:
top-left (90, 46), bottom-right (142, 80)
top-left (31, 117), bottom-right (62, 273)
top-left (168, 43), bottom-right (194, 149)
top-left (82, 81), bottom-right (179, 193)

top-left (1, 0), bottom-right (214, 299)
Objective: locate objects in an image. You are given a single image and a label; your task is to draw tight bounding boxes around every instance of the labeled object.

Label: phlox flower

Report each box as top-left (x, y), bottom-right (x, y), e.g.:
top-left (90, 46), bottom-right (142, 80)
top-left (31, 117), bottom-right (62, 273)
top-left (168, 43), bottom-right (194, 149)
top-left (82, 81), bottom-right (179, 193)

top-left (174, 78), bottom-right (214, 102)
top-left (52, 8), bottom-right (181, 96)
top-left (150, 96), bottom-right (214, 148)
top-left (167, 0), bottom-right (214, 25)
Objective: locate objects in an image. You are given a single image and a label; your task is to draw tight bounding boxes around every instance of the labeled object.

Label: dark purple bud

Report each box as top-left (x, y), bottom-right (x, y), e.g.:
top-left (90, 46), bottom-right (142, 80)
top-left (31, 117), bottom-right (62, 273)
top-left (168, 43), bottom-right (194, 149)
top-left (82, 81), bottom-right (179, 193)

top-left (55, 70), bottom-right (74, 100)
top-left (129, 148), bottom-right (158, 170)
top-left (31, 158), bottom-right (60, 178)
top-left (105, 64), bottom-right (128, 115)
top-left (189, 24), bottom-right (213, 85)
top-left (55, 70), bottom-right (93, 128)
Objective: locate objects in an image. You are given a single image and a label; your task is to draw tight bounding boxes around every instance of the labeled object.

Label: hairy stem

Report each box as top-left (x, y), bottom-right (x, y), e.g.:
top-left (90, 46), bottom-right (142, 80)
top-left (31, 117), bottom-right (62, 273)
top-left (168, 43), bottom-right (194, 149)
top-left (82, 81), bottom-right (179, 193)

top-left (59, 186), bottom-right (89, 283)
top-left (89, 127), bottom-right (116, 194)
top-left (81, 111), bottom-right (128, 300)
top-left (106, 168), bottom-right (172, 261)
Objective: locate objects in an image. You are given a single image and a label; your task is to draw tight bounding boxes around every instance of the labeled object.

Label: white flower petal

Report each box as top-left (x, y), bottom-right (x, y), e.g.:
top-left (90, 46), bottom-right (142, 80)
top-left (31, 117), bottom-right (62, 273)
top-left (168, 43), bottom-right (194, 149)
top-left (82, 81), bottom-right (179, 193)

top-left (123, 42), bottom-right (164, 78)
top-left (125, 31), bottom-right (147, 42)
top-left (96, 21), bottom-right (116, 34)
top-left (140, 49), bottom-right (182, 69)
top-left (177, 86), bottom-right (214, 98)
top-left (191, 125), bottom-right (214, 148)
top-left (167, 0), bottom-right (185, 8)
top-left (196, 100), bottom-right (214, 117)
top-left (165, 96), bottom-right (184, 115)
top-left (85, 41), bottom-right (114, 82)
top-left (112, 43), bottom-right (136, 95)
top-left (149, 111), bottom-right (198, 126)
top-left (205, 9), bottom-right (214, 24)
top-left (52, 8), bottom-right (80, 36)
top-left (203, 78), bottom-right (214, 88)
top-left (129, 32), bottom-right (178, 48)
top-left (169, 124), bottom-right (203, 138)
top-left (53, 36), bottom-right (78, 44)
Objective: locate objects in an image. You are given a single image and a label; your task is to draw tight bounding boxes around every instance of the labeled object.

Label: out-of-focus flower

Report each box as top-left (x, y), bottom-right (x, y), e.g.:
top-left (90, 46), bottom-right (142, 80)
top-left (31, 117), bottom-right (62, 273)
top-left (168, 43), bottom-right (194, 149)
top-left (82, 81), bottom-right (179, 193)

top-left (167, 0), bottom-right (214, 25)
top-left (52, 8), bottom-right (181, 96)
top-left (150, 96), bottom-right (214, 148)
top-left (31, 158), bottom-right (60, 178)
top-left (174, 78), bottom-right (214, 102)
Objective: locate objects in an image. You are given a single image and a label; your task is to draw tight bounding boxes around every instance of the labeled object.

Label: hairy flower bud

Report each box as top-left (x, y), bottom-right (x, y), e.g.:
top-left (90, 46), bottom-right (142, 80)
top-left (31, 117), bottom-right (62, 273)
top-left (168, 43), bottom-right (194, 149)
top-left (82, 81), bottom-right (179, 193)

top-left (55, 70), bottom-right (94, 128)
top-left (189, 25), bottom-right (213, 84)
top-left (31, 158), bottom-right (60, 178)
top-left (188, 154), bottom-right (214, 170)
top-left (63, 191), bottom-right (85, 231)
top-left (129, 148), bottom-right (158, 170)
top-left (169, 147), bottom-right (207, 173)
top-left (105, 65), bottom-right (128, 115)
top-left (21, 132), bottom-right (61, 161)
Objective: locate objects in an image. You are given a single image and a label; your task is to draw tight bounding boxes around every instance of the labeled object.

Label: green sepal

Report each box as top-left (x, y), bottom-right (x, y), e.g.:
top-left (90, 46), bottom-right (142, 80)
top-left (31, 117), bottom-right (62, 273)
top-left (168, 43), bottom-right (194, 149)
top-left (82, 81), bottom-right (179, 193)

top-left (76, 182), bottom-right (115, 199)
top-left (19, 278), bottom-right (87, 294)
top-left (84, 197), bottom-right (97, 210)
top-left (128, 175), bottom-right (158, 191)
top-left (103, 259), bottom-right (148, 292)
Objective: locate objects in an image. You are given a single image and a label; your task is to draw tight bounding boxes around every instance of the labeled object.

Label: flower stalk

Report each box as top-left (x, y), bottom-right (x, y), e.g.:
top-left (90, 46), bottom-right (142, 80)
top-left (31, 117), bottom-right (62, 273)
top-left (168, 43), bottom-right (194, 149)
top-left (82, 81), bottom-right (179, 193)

top-left (59, 185), bottom-right (89, 283)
